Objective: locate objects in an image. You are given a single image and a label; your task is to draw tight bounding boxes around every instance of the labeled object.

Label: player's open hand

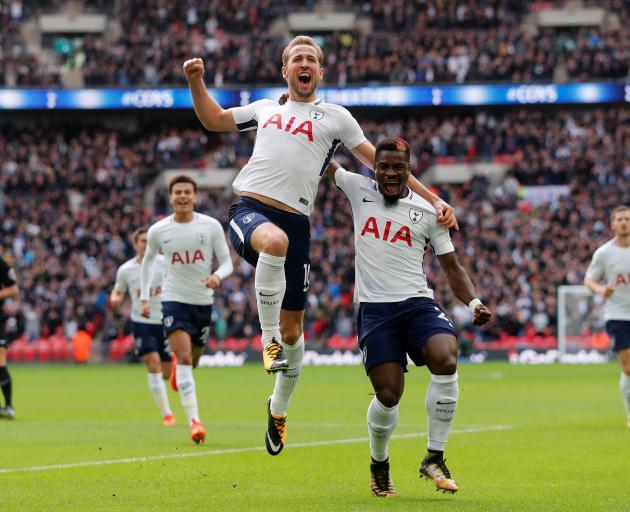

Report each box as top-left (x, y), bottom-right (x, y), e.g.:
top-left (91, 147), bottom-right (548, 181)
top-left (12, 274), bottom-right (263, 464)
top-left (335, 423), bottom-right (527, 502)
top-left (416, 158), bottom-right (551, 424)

top-left (203, 275), bottom-right (221, 289)
top-left (602, 284), bottom-right (615, 298)
top-left (433, 199), bottom-right (459, 230)
top-left (472, 304), bottom-right (492, 326)
top-left (140, 300), bottom-right (151, 318)
top-left (183, 58), bottom-right (205, 82)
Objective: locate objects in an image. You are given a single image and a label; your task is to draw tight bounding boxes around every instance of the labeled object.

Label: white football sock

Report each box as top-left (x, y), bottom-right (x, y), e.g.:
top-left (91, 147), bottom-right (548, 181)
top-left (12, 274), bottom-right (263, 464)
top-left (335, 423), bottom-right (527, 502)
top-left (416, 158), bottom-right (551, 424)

top-left (176, 364), bottom-right (200, 425)
top-left (148, 372), bottom-right (172, 417)
top-left (620, 372), bottom-right (630, 420)
top-left (367, 396), bottom-right (399, 462)
top-left (426, 372), bottom-right (459, 452)
top-left (255, 252), bottom-right (286, 346)
top-left (270, 335), bottom-right (304, 416)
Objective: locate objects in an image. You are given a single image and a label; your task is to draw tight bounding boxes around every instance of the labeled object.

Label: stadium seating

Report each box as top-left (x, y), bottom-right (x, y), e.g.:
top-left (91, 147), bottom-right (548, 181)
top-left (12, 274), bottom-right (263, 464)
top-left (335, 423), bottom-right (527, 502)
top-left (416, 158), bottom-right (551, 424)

top-left (1, 1), bottom-right (628, 87)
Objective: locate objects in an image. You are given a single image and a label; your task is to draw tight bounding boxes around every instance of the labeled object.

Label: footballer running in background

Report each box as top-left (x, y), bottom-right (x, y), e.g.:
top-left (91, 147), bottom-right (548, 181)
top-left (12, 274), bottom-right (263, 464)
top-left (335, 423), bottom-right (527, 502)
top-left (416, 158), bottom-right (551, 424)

top-left (111, 227), bottom-right (175, 427)
top-left (327, 138), bottom-right (491, 497)
top-left (141, 175), bottom-right (233, 444)
top-left (0, 253), bottom-right (19, 420)
top-left (584, 205), bottom-right (630, 428)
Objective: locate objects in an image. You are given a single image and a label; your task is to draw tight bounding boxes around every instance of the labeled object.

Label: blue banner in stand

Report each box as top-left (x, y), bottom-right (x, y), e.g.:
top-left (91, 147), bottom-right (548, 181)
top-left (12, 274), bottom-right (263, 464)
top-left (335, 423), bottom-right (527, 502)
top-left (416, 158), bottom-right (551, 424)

top-left (0, 83), bottom-right (628, 109)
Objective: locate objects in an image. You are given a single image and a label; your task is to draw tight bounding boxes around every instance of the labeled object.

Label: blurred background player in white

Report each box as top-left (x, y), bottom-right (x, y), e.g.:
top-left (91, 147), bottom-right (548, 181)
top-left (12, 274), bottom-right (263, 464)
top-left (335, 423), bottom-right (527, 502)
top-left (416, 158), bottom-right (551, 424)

top-left (140, 175), bottom-right (233, 444)
top-left (183, 35), bottom-right (457, 456)
top-left (328, 138), bottom-right (491, 497)
top-left (110, 227), bottom-right (175, 427)
top-left (0, 254), bottom-right (19, 420)
top-left (584, 205), bottom-right (630, 428)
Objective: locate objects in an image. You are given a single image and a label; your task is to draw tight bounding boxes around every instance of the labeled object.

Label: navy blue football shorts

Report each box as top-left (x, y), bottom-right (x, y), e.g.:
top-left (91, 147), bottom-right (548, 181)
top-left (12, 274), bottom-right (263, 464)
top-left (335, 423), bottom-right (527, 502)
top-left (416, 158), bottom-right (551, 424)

top-left (228, 196), bottom-right (311, 311)
top-left (605, 320), bottom-right (630, 352)
top-left (357, 297), bottom-right (458, 374)
top-left (131, 321), bottom-right (171, 361)
top-left (161, 301), bottom-right (213, 348)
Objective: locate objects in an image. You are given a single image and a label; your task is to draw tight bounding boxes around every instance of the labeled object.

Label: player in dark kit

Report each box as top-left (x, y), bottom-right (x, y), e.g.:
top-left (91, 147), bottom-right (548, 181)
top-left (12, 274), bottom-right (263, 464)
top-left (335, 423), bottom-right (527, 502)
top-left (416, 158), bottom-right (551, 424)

top-left (0, 255), bottom-right (19, 419)
top-left (328, 138), bottom-right (492, 497)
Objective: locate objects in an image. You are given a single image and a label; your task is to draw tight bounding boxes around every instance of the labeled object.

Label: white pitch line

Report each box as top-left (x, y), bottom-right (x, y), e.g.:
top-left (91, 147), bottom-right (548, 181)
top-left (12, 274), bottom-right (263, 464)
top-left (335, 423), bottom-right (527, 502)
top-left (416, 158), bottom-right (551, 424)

top-left (0, 425), bottom-right (511, 475)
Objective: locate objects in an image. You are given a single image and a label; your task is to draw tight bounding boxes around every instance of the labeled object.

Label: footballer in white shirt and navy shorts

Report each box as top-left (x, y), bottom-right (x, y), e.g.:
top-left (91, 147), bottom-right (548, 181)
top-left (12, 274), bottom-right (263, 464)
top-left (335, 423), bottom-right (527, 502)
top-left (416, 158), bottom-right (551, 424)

top-left (329, 138), bottom-right (492, 497)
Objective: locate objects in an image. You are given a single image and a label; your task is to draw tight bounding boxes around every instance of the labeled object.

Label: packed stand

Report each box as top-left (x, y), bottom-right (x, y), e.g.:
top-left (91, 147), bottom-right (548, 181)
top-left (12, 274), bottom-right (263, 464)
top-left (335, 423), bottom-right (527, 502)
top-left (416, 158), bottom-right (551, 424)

top-left (1, 106), bottom-right (628, 356)
top-left (2, 0), bottom-right (629, 87)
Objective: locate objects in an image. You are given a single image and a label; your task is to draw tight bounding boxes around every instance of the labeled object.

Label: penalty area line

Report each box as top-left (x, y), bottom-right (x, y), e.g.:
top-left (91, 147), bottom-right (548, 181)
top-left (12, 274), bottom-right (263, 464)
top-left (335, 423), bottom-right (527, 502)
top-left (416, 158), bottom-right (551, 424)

top-left (0, 424), bottom-right (512, 475)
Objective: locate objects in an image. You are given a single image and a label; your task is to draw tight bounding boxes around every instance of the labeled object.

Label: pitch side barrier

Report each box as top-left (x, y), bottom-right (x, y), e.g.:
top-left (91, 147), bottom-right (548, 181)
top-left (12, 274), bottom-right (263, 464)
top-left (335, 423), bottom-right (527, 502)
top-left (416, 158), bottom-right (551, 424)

top-left (0, 83), bottom-right (628, 110)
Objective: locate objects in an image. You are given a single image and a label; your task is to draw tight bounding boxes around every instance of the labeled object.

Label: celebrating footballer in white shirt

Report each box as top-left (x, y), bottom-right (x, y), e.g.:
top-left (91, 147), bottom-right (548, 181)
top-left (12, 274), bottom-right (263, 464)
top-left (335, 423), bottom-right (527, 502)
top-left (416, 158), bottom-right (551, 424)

top-left (584, 205), bottom-right (630, 428)
top-left (140, 175), bottom-right (233, 444)
top-left (329, 138), bottom-right (492, 497)
top-left (110, 227), bottom-right (175, 427)
top-left (183, 35), bottom-right (458, 457)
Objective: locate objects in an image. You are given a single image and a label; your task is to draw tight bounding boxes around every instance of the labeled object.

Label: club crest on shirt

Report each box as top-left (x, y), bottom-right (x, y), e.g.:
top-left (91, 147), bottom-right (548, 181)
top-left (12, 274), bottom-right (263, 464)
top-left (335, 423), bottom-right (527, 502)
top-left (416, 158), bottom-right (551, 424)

top-left (409, 208), bottom-right (423, 224)
top-left (243, 213), bottom-right (255, 224)
top-left (309, 110), bottom-right (324, 121)
top-left (163, 316), bottom-right (173, 327)
top-left (197, 233), bottom-right (207, 244)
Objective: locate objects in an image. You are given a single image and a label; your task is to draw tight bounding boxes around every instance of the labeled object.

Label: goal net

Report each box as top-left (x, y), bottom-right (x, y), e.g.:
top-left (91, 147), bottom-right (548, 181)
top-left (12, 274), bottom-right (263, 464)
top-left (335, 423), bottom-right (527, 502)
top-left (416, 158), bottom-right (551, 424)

top-left (557, 285), bottom-right (611, 355)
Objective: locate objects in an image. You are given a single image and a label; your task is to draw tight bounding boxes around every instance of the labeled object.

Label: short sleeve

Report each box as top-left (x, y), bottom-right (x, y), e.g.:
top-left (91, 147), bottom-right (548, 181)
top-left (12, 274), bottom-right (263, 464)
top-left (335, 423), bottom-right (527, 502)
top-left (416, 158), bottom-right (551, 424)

top-left (230, 99), bottom-right (274, 132)
top-left (334, 168), bottom-right (366, 204)
top-left (427, 221), bottom-right (455, 256)
top-left (585, 248), bottom-right (604, 281)
top-left (336, 107), bottom-right (366, 150)
top-left (114, 266), bottom-right (127, 293)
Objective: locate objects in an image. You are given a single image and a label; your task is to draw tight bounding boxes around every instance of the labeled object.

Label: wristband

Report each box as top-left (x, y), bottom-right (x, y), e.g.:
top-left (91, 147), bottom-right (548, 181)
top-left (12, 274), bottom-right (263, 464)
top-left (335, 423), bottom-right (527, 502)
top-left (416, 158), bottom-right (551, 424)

top-left (468, 298), bottom-right (482, 313)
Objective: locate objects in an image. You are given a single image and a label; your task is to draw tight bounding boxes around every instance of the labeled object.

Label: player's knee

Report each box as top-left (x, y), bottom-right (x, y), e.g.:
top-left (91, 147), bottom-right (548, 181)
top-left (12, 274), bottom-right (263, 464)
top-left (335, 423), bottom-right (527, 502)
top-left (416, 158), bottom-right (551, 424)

top-left (257, 229), bottom-right (288, 256)
top-left (431, 353), bottom-right (458, 376)
top-left (376, 389), bottom-right (401, 408)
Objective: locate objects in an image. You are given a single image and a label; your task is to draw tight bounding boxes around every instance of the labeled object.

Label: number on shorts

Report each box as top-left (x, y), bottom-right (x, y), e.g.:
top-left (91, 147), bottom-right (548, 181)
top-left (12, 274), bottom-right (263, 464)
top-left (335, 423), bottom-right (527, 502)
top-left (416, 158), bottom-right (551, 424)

top-left (199, 326), bottom-right (211, 345)
top-left (303, 263), bottom-right (311, 292)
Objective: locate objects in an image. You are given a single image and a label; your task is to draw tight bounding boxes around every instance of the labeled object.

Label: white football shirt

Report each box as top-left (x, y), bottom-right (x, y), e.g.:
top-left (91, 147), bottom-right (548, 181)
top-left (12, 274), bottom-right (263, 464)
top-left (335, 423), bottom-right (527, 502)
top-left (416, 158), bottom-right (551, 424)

top-left (141, 213), bottom-right (233, 305)
top-left (585, 239), bottom-right (630, 321)
top-left (335, 168), bottom-right (454, 303)
top-left (114, 256), bottom-right (165, 324)
top-left (231, 98), bottom-right (366, 215)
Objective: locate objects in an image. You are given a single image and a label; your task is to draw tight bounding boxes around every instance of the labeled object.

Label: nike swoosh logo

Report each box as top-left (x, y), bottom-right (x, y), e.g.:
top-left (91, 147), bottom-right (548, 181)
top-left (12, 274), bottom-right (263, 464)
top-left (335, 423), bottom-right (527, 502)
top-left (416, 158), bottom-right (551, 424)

top-left (436, 400), bottom-right (457, 405)
top-left (259, 291), bottom-right (279, 297)
top-left (163, 239), bottom-right (172, 244)
top-left (266, 432), bottom-right (282, 452)
top-left (362, 198), bottom-right (374, 203)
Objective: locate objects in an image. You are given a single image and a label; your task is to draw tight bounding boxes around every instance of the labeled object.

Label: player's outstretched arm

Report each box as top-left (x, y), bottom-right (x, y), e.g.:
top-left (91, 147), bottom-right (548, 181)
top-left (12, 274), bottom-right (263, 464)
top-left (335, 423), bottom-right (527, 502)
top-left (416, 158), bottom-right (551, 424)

top-left (183, 58), bottom-right (238, 132)
top-left (349, 140), bottom-right (459, 230)
top-left (0, 283), bottom-right (18, 301)
top-left (437, 251), bottom-right (492, 326)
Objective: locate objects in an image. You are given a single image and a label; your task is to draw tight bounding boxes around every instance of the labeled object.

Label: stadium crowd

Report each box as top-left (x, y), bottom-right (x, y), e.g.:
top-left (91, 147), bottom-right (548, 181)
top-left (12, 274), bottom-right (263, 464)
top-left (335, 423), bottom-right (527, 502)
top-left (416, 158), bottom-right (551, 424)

top-left (1, 106), bottom-right (628, 353)
top-left (1, 0), bottom-right (628, 87)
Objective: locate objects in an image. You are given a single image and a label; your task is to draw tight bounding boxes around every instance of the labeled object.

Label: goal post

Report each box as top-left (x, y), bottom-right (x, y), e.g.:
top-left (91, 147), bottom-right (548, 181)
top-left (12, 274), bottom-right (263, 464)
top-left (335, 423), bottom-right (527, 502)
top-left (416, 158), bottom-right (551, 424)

top-left (557, 285), bottom-right (610, 355)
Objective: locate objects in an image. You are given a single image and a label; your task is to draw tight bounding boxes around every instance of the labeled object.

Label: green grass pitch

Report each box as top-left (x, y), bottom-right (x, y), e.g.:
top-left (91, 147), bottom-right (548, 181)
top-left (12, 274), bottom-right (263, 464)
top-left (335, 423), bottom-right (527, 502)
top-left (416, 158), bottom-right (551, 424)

top-left (1, 362), bottom-right (627, 511)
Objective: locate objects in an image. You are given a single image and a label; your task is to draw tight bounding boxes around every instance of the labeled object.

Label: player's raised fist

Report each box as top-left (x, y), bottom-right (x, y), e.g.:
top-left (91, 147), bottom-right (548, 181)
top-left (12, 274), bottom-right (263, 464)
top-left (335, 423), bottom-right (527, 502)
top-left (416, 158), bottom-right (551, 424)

top-left (472, 304), bottom-right (492, 326)
top-left (183, 58), bottom-right (205, 82)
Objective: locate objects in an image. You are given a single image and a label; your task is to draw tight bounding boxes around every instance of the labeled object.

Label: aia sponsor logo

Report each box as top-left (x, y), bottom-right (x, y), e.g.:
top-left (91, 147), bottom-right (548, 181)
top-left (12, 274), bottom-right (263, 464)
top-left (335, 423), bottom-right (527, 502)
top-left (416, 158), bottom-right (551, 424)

top-left (171, 250), bottom-right (205, 265)
top-left (360, 216), bottom-right (412, 247)
top-left (262, 114), bottom-right (313, 142)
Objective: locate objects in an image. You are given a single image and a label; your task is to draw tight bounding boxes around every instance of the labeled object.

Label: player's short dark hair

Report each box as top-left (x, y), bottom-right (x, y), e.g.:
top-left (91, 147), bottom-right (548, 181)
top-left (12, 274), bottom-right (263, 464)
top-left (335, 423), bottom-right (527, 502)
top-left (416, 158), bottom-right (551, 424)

top-left (375, 137), bottom-right (410, 161)
top-left (611, 205), bottom-right (630, 221)
top-left (168, 174), bottom-right (198, 194)
top-left (282, 35), bottom-right (324, 67)
top-left (132, 227), bottom-right (148, 243)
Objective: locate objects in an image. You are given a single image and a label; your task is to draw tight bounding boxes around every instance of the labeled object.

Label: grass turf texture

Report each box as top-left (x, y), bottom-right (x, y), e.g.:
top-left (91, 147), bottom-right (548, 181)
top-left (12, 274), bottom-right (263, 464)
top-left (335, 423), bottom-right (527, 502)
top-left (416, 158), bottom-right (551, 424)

top-left (1, 362), bottom-right (627, 511)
